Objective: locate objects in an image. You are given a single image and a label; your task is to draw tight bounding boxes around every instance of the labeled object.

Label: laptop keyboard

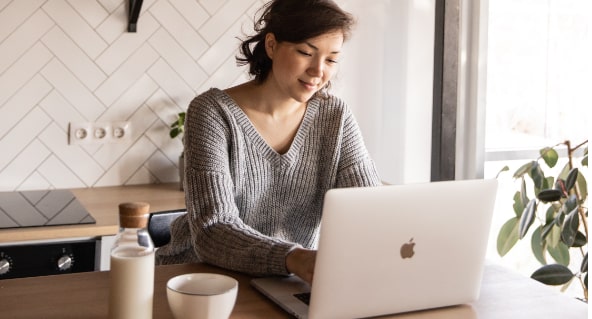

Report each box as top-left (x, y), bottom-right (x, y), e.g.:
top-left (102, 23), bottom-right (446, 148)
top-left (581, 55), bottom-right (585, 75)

top-left (294, 292), bottom-right (311, 305)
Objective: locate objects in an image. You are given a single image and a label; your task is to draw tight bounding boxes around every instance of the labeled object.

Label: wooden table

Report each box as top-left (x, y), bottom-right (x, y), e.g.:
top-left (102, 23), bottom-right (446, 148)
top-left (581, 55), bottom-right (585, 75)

top-left (0, 262), bottom-right (587, 318)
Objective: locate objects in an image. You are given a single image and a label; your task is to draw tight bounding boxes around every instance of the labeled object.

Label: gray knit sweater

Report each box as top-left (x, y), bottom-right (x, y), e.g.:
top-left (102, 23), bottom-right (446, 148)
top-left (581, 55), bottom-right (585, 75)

top-left (155, 88), bottom-right (381, 276)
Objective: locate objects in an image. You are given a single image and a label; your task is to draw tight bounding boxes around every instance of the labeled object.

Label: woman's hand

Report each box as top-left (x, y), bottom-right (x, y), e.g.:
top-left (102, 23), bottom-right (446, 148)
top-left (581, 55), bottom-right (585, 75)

top-left (286, 248), bottom-right (317, 284)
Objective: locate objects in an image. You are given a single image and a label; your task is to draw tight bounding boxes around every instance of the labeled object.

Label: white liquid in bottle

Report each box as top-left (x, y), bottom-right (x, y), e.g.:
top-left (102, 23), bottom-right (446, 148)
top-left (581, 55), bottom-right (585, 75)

top-left (109, 246), bottom-right (155, 319)
top-left (108, 202), bottom-right (155, 319)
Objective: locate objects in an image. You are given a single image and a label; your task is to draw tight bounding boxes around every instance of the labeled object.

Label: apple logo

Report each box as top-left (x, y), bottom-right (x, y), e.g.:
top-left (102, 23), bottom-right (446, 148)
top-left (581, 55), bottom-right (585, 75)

top-left (400, 238), bottom-right (415, 259)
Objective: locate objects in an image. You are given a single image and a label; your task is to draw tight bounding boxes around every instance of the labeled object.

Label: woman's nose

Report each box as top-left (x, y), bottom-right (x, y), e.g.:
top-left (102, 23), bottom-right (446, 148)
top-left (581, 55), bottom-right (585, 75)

top-left (307, 59), bottom-right (323, 77)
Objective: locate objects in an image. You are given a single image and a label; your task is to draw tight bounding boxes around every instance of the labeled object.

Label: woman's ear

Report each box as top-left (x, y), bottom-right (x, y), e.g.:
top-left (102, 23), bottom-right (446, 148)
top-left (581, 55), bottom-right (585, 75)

top-left (265, 33), bottom-right (277, 59)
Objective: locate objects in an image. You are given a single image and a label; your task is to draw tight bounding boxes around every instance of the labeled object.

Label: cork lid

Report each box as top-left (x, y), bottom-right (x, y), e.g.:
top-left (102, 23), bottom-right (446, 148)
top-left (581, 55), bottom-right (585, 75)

top-left (118, 202), bottom-right (150, 228)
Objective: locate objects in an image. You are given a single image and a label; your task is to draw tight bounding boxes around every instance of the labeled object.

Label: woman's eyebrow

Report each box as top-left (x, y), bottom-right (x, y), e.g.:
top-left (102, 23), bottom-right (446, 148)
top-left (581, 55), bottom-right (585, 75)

top-left (305, 42), bottom-right (341, 54)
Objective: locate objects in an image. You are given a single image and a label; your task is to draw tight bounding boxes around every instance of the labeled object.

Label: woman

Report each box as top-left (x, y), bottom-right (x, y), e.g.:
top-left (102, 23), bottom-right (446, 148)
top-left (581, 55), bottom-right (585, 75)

top-left (156, 0), bottom-right (382, 284)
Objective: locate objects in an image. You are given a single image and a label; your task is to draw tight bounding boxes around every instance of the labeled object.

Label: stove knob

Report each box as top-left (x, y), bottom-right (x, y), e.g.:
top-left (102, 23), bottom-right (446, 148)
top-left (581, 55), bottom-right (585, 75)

top-left (0, 258), bottom-right (10, 275)
top-left (57, 255), bottom-right (74, 271)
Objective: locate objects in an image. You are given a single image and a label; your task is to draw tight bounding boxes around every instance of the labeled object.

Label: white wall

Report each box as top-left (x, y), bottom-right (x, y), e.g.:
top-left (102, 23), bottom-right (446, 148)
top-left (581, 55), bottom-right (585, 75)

top-left (336, 0), bottom-right (435, 184)
top-left (0, 0), bottom-right (262, 191)
top-left (0, 0), bottom-right (434, 191)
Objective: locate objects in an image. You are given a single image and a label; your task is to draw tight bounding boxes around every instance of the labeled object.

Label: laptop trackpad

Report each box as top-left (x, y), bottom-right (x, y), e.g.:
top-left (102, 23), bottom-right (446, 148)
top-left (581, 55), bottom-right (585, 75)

top-left (251, 276), bottom-right (311, 318)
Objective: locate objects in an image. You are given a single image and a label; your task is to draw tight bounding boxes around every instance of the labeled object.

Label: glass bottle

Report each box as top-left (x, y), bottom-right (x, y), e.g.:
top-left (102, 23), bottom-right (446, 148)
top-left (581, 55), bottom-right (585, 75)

top-left (108, 202), bottom-right (155, 319)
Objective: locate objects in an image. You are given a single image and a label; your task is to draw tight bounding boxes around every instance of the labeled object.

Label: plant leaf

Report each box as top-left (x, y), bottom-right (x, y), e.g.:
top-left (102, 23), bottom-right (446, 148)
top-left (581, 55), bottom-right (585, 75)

top-left (537, 189), bottom-right (562, 203)
top-left (547, 241), bottom-right (570, 266)
top-left (560, 277), bottom-right (575, 293)
top-left (169, 127), bottom-right (181, 139)
top-left (560, 207), bottom-right (579, 247)
top-left (558, 162), bottom-right (571, 180)
top-left (572, 231), bottom-right (587, 247)
top-left (531, 226), bottom-right (546, 265)
top-left (581, 253), bottom-right (588, 274)
top-left (540, 147), bottom-right (559, 168)
top-left (576, 172), bottom-right (587, 202)
top-left (541, 204), bottom-right (559, 241)
top-left (541, 220), bottom-right (556, 241)
top-left (520, 179), bottom-right (529, 211)
top-left (521, 176), bottom-right (526, 192)
top-left (565, 168), bottom-right (579, 191)
top-left (497, 217), bottom-right (519, 257)
top-left (545, 205), bottom-right (558, 224)
top-left (543, 176), bottom-right (554, 191)
top-left (513, 191), bottom-right (525, 217)
top-left (531, 264), bottom-right (574, 285)
top-left (169, 112), bottom-right (186, 138)
top-left (563, 195), bottom-right (578, 215)
top-left (514, 161), bottom-right (535, 179)
top-left (519, 199), bottom-right (537, 239)
top-left (496, 165), bottom-right (509, 178)
top-left (546, 221), bottom-right (563, 248)
top-left (529, 162), bottom-right (545, 190)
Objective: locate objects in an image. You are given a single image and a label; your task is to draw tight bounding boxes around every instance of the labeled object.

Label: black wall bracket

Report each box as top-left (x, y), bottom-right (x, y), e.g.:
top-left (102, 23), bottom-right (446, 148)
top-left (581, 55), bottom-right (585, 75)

top-left (128, 0), bottom-right (144, 32)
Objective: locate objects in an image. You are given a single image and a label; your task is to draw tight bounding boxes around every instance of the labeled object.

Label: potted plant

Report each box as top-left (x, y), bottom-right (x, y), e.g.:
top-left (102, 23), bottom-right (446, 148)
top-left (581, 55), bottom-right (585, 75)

top-left (170, 112), bottom-right (186, 190)
top-left (496, 140), bottom-right (588, 302)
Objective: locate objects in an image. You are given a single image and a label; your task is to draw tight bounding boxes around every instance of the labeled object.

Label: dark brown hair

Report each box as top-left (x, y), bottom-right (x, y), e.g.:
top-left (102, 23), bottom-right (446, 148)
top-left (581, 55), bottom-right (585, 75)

top-left (236, 0), bottom-right (355, 83)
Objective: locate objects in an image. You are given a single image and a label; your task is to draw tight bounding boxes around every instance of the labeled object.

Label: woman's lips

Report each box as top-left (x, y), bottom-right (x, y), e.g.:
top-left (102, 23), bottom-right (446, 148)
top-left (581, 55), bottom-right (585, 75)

top-left (299, 80), bottom-right (318, 91)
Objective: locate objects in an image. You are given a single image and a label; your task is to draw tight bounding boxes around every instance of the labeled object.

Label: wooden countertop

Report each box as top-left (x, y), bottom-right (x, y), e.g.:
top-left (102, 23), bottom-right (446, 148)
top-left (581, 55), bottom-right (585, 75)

top-left (0, 183), bottom-right (185, 244)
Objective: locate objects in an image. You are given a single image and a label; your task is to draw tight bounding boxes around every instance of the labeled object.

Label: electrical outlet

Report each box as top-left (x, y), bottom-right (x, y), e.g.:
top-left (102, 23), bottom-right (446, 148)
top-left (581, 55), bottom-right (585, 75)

top-left (69, 121), bottom-right (132, 145)
top-left (110, 121), bottom-right (132, 143)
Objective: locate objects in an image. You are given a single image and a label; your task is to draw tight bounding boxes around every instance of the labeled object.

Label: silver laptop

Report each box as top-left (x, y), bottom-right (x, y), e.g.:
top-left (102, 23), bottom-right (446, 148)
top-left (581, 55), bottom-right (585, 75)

top-left (251, 179), bottom-right (498, 319)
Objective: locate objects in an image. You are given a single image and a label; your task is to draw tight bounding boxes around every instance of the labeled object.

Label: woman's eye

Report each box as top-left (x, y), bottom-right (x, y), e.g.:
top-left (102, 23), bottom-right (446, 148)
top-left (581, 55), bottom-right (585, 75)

top-left (297, 50), bottom-right (312, 57)
top-left (327, 58), bottom-right (338, 64)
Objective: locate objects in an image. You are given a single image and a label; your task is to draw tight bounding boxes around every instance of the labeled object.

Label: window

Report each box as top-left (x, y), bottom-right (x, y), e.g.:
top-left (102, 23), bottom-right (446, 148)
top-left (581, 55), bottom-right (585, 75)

top-left (482, 0), bottom-right (590, 296)
top-left (484, 0), bottom-right (589, 159)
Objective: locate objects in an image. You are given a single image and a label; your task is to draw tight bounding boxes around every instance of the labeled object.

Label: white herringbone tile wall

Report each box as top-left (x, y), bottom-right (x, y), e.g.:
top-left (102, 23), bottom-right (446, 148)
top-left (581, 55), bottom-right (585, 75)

top-left (0, 0), bottom-right (265, 191)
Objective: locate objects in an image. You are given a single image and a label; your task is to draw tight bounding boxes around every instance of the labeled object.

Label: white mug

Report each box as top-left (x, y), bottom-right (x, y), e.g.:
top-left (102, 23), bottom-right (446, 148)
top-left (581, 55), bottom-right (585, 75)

top-left (167, 273), bottom-right (238, 319)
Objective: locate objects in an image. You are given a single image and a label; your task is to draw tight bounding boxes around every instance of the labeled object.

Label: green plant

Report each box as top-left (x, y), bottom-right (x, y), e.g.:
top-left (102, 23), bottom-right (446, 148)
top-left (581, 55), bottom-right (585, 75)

top-left (170, 111), bottom-right (187, 191)
top-left (497, 140), bottom-right (588, 302)
top-left (169, 112), bottom-right (186, 139)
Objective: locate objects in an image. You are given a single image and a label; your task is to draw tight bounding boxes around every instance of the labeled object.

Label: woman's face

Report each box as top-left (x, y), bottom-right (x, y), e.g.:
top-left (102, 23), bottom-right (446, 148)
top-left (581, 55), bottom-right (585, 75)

top-left (265, 30), bottom-right (344, 103)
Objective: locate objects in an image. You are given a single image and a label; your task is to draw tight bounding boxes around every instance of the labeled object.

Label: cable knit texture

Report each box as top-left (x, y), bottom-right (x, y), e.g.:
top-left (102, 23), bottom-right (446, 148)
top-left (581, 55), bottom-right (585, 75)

top-left (156, 88), bottom-right (381, 276)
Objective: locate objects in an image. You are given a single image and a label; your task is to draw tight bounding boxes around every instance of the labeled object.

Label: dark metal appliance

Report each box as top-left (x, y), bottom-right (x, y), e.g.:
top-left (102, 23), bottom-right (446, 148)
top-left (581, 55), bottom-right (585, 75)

top-left (0, 189), bottom-right (98, 279)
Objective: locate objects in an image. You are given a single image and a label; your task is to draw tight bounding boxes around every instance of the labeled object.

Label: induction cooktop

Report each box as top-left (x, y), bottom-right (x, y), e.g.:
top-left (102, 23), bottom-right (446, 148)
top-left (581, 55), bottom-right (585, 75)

top-left (0, 189), bottom-right (95, 229)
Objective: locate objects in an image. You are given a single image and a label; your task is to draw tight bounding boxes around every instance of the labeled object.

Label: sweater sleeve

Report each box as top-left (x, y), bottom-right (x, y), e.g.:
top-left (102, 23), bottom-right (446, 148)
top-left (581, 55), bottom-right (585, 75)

top-left (181, 92), bottom-right (298, 276)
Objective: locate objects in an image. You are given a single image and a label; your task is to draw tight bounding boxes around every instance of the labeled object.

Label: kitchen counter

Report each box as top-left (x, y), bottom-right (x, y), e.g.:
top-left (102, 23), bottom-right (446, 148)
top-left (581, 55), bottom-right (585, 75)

top-left (0, 183), bottom-right (186, 244)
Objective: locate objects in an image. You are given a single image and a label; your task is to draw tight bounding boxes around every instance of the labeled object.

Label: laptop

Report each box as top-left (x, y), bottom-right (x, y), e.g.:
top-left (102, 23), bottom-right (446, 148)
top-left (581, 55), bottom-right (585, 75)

top-left (251, 179), bottom-right (498, 319)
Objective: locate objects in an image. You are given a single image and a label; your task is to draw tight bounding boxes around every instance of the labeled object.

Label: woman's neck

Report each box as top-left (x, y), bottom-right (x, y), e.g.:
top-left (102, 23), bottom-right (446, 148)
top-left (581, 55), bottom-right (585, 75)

top-left (226, 80), bottom-right (305, 118)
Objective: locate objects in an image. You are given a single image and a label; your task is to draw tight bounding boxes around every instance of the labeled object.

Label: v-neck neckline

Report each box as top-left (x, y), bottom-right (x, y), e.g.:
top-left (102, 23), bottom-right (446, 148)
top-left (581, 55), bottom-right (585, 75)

top-left (215, 88), bottom-right (319, 168)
